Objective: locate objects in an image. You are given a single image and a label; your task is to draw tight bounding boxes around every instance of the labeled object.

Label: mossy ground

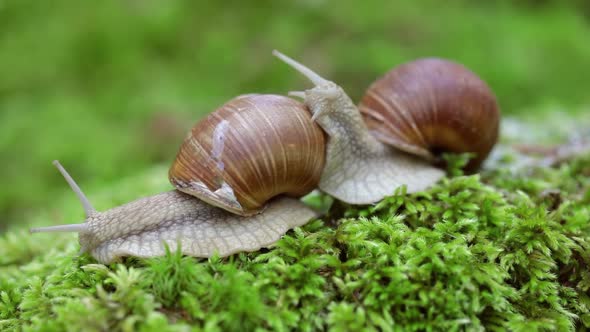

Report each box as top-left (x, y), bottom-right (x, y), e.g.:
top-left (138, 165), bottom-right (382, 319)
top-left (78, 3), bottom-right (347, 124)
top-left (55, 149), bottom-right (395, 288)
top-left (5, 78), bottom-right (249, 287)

top-left (2, 117), bottom-right (590, 331)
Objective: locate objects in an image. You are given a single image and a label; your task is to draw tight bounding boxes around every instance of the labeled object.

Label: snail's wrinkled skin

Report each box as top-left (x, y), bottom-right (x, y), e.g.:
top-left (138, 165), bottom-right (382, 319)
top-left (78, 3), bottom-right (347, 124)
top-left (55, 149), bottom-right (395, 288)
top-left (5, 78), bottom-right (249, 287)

top-left (81, 191), bottom-right (315, 263)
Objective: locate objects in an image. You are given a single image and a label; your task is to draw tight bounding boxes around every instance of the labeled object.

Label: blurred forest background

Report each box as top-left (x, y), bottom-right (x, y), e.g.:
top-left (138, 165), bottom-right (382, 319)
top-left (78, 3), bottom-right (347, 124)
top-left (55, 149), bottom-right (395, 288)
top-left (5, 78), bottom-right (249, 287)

top-left (1, 0), bottom-right (589, 229)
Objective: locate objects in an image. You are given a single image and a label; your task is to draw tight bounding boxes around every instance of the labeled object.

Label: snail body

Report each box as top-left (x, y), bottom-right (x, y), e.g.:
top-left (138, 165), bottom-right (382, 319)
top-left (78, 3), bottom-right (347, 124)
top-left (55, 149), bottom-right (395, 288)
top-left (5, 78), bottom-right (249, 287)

top-left (76, 190), bottom-right (314, 263)
top-left (359, 58), bottom-right (500, 170)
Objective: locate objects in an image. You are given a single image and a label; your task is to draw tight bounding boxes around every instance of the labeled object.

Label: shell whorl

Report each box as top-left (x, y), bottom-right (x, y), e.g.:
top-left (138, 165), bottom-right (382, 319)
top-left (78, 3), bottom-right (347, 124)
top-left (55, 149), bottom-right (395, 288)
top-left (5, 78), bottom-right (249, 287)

top-left (359, 58), bottom-right (500, 170)
top-left (169, 94), bottom-right (326, 216)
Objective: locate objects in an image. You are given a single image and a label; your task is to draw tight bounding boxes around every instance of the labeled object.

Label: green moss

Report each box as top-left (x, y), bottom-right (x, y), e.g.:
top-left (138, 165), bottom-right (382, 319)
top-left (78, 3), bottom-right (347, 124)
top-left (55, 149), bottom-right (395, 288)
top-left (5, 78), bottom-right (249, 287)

top-left (2, 139), bottom-right (590, 331)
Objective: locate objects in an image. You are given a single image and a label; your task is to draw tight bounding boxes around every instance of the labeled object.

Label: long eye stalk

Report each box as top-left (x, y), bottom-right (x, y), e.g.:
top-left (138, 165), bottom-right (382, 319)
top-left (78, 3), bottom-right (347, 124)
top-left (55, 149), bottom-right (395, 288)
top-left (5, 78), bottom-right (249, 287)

top-left (52, 160), bottom-right (95, 217)
top-left (272, 50), bottom-right (330, 86)
top-left (30, 223), bottom-right (88, 233)
top-left (29, 160), bottom-right (93, 234)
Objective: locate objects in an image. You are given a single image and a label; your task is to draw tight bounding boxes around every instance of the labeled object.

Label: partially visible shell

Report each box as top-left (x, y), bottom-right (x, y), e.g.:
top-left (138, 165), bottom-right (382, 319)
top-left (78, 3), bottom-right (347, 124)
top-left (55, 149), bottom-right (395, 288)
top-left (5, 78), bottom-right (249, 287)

top-left (359, 58), bottom-right (500, 170)
top-left (169, 94), bottom-right (326, 216)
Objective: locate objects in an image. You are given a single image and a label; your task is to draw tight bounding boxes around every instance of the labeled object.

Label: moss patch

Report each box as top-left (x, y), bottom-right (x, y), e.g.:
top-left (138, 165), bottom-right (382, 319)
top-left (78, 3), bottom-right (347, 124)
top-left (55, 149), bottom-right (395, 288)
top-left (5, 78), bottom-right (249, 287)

top-left (2, 135), bottom-right (590, 330)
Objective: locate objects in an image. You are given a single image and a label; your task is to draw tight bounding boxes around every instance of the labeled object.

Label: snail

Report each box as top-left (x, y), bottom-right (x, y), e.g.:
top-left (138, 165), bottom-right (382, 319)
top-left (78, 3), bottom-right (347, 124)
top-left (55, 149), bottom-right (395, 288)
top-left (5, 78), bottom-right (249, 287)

top-left (358, 58), bottom-right (500, 170)
top-left (272, 51), bottom-right (445, 204)
top-left (30, 94), bottom-right (323, 263)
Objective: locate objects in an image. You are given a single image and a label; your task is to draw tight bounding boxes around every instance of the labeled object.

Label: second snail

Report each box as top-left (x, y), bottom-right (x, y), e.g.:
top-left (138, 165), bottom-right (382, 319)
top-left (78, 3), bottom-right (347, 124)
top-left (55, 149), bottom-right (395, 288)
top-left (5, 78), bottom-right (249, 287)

top-left (30, 51), bottom-right (499, 263)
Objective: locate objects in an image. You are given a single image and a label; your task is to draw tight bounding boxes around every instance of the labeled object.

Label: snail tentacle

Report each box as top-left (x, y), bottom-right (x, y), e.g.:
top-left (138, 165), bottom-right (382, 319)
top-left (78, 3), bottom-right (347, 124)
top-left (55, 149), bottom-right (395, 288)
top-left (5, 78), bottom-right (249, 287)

top-left (30, 223), bottom-right (88, 234)
top-left (52, 160), bottom-right (95, 216)
top-left (272, 50), bottom-right (329, 86)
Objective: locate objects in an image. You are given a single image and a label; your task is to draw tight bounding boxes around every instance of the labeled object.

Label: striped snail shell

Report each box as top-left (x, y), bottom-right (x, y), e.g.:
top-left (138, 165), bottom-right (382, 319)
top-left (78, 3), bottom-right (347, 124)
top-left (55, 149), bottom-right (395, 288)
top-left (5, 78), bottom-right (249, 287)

top-left (169, 94), bottom-right (326, 216)
top-left (359, 58), bottom-right (500, 170)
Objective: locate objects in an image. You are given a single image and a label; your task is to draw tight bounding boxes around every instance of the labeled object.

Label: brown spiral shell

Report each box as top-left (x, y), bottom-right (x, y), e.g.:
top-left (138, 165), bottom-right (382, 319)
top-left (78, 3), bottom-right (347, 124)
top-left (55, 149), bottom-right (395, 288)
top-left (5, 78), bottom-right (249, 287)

top-left (359, 58), bottom-right (500, 170)
top-left (169, 94), bottom-right (326, 216)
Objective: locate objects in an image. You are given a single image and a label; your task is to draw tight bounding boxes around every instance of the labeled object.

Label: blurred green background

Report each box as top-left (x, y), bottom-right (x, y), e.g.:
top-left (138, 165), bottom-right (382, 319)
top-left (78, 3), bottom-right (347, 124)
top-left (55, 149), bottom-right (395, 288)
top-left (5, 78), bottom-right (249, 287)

top-left (1, 0), bottom-right (589, 229)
